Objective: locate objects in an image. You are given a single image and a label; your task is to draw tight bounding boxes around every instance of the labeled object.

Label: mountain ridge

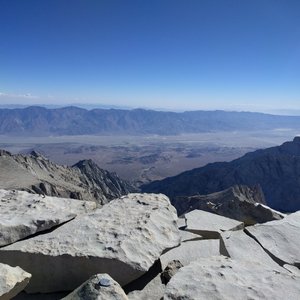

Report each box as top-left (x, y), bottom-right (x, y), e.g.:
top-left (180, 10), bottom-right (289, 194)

top-left (1, 106), bottom-right (300, 136)
top-left (142, 137), bottom-right (300, 212)
top-left (0, 149), bottom-right (135, 205)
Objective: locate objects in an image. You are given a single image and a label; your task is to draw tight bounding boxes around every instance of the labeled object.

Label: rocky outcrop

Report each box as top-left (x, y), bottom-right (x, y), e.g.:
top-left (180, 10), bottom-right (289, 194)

top-left (62, 274), bottom-right (128, 300)
top-left (246, 211), bottom-right (300, 267)
top-left (164, 256), bottom-right (300, 300)
top-left (185, 209), bottom-right (244, 238)
top-left (0, 189), bottom-right (96, 246)
top-left (0, 263), bottom-right (31, 300)
top-left (174, 184), bottom-right (265, 212)
top-left (160, 260), bottom-right (183, 285)
top-left (142, 137), bottom-right (300, 212)
top-left (0, 175), bottom-right (299, 300)
top-left (173, 185), bottom-right (284, 225)
top-left (0, 194), bottom-right (180, 293)
top-left (0, 150), bottom-right (135, 205)
top-left (163, 209), bottom-right (300, 300)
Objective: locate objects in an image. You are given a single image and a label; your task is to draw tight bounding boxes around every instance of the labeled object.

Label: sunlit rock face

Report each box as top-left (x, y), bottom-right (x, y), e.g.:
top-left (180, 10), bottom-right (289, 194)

top-left (0, 193), bottom-right (180, 293)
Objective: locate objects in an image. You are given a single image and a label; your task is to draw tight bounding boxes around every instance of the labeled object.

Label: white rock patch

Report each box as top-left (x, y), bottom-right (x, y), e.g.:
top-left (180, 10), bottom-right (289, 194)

top-left (0, 189), bottom-right (96, 246)
top-left (164, 256), bottom-right (300, 300)
top-left (0, 263), bottom-right (31, 300)
top-left (0, 193), bottom-right (180, 293)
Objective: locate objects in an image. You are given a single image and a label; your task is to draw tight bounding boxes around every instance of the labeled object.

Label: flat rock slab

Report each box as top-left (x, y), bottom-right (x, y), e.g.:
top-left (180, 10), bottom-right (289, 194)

top-left (164, 256), bottom-right (300, 300)
top-left (160, 239), bottom-right (219, 270)
top-left (0, 193), bottom-right (180, 293)
top-left (0, 263), bottom-right (31, 300)
top-left (220, 230), bottom-right (284, 272)
top-left (62, 274), bottom-right (128, 300)
top-left (185, 209), bottom-right (244, 238)
top-left (0, 189), bottom-right (96, 246)
top-left (246, 211), bottom-right (300, 266)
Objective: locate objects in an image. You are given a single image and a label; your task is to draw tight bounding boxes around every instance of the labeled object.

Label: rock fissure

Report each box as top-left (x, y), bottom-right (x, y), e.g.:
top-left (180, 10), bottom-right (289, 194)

top-left (0, 217), bottom-right (77, 248)
top-left (0, 193), bottom-right (180, 293)
top-left (243, 228), bottom-right (286, 268)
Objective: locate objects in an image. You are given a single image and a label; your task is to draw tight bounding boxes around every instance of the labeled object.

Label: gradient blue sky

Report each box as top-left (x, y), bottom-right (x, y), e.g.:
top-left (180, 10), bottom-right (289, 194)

top-left (0, 0), bottom-right (299, 112)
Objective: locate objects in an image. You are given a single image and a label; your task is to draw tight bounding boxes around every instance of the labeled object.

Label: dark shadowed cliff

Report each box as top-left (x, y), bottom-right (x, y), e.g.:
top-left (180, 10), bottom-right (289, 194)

top-left (142, 137), bottom-right (300, 212)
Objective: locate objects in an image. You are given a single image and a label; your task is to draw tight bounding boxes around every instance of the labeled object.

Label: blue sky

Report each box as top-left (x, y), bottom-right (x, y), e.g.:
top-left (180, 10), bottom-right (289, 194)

top-left (0, 0), bottom-right (299, 112)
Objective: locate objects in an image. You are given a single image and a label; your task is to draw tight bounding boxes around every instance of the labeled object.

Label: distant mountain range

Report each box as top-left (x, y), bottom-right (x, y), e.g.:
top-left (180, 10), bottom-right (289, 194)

top-left (1, 106), bottom-right (300, 136)
top-left (0, 150), bottom-right (134, 205)
top-left (142, 137), bottom-right (300, 212)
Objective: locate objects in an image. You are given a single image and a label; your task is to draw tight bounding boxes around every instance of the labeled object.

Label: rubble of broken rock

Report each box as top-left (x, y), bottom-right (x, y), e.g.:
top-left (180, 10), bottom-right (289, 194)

top-left (0, 189), bottom-right (299, 300)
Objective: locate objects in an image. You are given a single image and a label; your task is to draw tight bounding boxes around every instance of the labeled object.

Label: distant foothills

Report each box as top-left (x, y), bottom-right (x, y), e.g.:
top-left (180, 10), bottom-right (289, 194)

top-left (0, 106), bottom-right (300, 136)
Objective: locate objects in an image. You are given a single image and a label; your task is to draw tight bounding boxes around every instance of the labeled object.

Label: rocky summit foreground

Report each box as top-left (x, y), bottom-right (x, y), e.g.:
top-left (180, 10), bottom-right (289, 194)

top-left (164, 256), bottom-right (300, 300)
top-left (0, 193), bottom-right (180, 293)
top-left (0, 190), bottom-right (299, 299)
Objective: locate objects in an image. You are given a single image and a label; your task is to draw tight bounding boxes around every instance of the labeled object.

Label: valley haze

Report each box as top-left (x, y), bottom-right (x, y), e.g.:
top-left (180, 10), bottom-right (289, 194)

top-left (0, 106), bottom-right (300, 186)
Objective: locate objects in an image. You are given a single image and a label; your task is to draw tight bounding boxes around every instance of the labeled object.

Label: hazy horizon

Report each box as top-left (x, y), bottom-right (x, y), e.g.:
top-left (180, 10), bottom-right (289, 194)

top-left (2, 101), bottom-right (300, 116)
